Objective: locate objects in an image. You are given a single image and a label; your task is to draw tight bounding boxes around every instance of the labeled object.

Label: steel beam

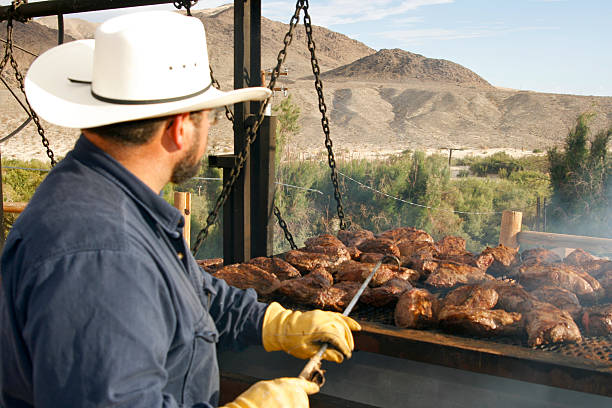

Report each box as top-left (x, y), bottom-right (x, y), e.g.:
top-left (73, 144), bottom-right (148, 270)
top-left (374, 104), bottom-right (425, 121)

top-left (0, 0), bottom-right (175, 21)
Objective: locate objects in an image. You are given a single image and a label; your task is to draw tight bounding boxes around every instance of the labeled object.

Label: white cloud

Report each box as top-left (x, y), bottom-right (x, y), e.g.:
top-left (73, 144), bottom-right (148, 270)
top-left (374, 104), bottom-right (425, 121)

top-left (263, 0), bottom-right (453, 26)
top-left (377, 25), bottom-right (559, 44)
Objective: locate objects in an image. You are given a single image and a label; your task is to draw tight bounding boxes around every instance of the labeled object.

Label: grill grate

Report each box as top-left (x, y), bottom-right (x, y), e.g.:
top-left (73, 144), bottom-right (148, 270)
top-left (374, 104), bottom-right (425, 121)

top-left (263, 294), bottom-right (612, 365)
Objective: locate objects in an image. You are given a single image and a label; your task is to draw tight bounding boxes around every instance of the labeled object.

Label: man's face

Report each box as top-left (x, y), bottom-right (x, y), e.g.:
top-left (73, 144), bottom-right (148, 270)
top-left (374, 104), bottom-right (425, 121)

top-left (170, 110), bottom-right (210, 184)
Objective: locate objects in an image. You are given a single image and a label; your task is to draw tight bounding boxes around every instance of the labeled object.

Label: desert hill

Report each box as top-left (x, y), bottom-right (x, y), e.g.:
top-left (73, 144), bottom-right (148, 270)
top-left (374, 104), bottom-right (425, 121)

top-left (1, 5), bottom-right (611, 162)
top-left (322, 48), bottom-right (491, 87)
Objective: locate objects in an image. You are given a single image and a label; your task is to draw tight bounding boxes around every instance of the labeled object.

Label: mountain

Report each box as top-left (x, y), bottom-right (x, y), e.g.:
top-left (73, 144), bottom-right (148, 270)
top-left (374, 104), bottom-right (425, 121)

top-left (1, 5), bottom-right (611, 162)
top-left (322, 48), bottom-right (491, 87)
top-left (35, 16), bottom-right (98, 39)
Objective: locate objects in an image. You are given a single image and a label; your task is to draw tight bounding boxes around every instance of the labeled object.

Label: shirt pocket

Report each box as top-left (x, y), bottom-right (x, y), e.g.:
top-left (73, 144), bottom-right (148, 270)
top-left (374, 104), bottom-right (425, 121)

top-left (181, 311), bottom-right (220, 406)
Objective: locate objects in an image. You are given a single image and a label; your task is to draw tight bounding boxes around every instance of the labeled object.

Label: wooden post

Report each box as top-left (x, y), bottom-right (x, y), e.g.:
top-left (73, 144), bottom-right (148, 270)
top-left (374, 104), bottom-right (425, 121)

top-left (499, 210), bottom-right (522, 249)
top-left (173, 192), bottom-right (191, 247)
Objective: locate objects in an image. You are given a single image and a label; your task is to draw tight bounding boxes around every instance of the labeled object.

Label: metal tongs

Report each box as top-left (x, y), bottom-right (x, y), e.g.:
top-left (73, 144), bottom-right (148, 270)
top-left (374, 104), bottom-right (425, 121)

top-left (298, 255), bottom-right (401, 386)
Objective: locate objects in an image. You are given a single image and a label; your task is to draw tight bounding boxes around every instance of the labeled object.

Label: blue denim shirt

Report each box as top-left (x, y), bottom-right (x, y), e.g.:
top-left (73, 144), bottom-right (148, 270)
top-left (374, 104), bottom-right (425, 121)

top-left (0, 135), bottom-right (268, 408)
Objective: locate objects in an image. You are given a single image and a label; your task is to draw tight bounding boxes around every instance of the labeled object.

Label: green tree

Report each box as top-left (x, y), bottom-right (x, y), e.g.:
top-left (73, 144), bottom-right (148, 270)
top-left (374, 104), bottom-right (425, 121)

top-left (547, 113), bottom-right (612, 237)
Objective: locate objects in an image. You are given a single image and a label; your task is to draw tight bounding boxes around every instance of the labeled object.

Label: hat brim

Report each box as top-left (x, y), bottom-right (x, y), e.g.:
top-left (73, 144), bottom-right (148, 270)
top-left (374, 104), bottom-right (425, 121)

top-left (25, 40), bottom-right (272, 129)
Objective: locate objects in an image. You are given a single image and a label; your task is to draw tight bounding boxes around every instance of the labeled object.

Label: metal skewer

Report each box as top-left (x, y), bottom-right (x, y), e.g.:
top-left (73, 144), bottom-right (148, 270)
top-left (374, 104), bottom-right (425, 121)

top-left (298, 255), bottom-right (401, 385)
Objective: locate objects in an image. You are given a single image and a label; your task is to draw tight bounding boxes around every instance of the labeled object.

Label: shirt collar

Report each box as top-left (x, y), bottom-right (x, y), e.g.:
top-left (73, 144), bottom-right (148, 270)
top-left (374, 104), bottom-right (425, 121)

top-left (70, 134), bottom-right (183, 234)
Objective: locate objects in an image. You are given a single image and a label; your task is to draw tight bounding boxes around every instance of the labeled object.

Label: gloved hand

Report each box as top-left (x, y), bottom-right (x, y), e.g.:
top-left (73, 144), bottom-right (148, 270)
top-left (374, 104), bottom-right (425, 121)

top-left (221, 377), bottom-right (319, 408)
top-left (262, 302), bottom-right (361, 362)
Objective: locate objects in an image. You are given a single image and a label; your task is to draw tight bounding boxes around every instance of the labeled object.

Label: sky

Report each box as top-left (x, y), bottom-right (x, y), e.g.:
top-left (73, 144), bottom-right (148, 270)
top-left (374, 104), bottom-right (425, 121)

top-left (2, 0), bottom-right (610, 96)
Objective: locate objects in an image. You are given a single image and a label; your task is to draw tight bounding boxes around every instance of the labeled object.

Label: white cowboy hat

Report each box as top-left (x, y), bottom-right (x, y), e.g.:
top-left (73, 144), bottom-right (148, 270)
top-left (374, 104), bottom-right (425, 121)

top-left (25, 10), bottom-right (272, 129)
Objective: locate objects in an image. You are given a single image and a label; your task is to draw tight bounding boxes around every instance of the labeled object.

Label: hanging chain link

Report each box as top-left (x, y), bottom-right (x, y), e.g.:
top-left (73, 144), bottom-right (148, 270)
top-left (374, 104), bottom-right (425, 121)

top-left (191, 1), bottom-right (305, 256)
top-left (173, 0), bottom-right (197, 15)
top-left (2, 11), bottom-right (56, 167)
top-left (209, 66), bottom-right (235, 124)
top-left (274, 205), bottom-right (297, 250)
top-left (302, 0), bottom-right (347, 230)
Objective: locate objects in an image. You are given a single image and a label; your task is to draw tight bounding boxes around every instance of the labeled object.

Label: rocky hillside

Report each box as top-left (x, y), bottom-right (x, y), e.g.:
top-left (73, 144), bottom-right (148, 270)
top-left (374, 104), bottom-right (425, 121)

top-left (1, 5), bottom-right (611, 162)
top-left (322, 48), bottom-right (491, 87)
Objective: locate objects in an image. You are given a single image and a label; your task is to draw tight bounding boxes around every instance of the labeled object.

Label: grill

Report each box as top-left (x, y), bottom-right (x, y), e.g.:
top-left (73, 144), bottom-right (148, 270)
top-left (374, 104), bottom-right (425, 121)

top-left (267, 296), bottom-right (612, 397)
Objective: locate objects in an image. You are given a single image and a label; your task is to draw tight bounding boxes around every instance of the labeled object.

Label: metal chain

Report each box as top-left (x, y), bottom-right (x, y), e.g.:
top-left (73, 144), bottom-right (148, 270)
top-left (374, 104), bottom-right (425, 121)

top-left (209, 65), bottom-right (235, 124)
top-left (302, 0), bottom-right (347, 230)
top-left (3, 16), bottom-right (56, 166)
top-left (173, 0), bottom-right (197, 15)
top-left (191, 1), bottom-right (305, 256)
top-left (274, 205), bottom-right (297, 250)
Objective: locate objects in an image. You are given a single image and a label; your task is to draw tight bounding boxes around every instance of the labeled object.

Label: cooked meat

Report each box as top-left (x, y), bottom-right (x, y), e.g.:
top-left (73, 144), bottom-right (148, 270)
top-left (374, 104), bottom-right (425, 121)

top-left (277, 267), bottom-right (333, 304)
top-left (520, 248), bottom-right (562, 266)
top-left (358, 252), bottom-right (385, 264)
top-left (395, 288), bottom-right (439, 329)
top-left (564, 248), bottom-right (597, 266)
top-left (334, 260), bottom-right (419, 287)
top-left (337, 229), bottom-right (375, 247)
top-left (247, 257), bottom-right (301, 281)
top-left (397, 240), bottom-right (434, 258)
top-left (347, 246), bottom-right (362, 260)
top-left (582, 304), bottom-right (612, 336)
top-left (378, 227), bottom-right (434, 244)
top-left (434, 236), bottom-right (467, 256)
top-left (408, 243), bottom-right (440, 275)
top-left (314, 281), bottom-right (365, 312)
top-left (444, 253), bottom-right (495, 270)
top-left (213, 263), bottom-right (280, 295)
top-left (357, 238), bottom-right (401, 258)
top-left (361, 278), bottom-right (413, 307)
top-left (424, 262), bottom-right (489, 289)
top-left (529, 285), bottom-right (582, 320)
top-left (196, 258), bottom-right (224, 274)
top-left (577, 259), bottom-right (612, 277)
top-left (479, 245), bottom-right (518, 276)
top-left (484, 281), bottom-right (535, 314)
top-left (443, 284), bottom-right (499, 310)
top-left (305, 233), bottom-right (346, 248)
top-left (524, 302), bottom-right (582, 346)
top-left (517, 262), bottom-right (602, 302)
top-left (438, 306), bottom-right (523, 337)
top-left (283, 245), bottom-right (350, 273)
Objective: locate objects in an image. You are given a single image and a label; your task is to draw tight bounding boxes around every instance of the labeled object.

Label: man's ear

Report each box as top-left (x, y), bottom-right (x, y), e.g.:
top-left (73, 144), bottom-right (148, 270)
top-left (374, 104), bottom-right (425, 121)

top-left (164, 112), bottom-right (191, 151)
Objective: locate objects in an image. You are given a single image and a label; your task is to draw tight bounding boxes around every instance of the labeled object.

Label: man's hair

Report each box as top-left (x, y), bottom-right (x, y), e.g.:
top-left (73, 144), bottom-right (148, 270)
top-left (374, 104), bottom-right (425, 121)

top-left (85, 111), bottom-right (205, 146)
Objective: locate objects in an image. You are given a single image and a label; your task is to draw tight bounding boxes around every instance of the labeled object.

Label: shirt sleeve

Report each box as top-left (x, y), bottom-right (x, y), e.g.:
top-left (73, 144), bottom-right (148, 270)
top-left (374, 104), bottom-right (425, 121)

top-left (18, 250), bottom-right (212, 408)
top-left (201, 269), bottom-right (269, 351)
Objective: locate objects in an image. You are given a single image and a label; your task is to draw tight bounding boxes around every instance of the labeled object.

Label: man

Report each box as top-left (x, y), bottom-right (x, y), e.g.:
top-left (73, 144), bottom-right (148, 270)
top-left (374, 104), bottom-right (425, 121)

top-left (0, 11), bottom-right (360, 408)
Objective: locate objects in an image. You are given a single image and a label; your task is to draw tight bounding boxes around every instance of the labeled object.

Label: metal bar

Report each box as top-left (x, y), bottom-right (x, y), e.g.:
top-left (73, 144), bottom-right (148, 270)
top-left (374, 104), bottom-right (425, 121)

top-left (0, 149), bottom-right (4, 250)
top-left (355, 321), bottom-right (612, 397)
top-left (518, 230), bottom-right (612, 253)
top-left (0, 0), bottom-right (175, 21)
top-left (251, 115), bottom-right (276, 257)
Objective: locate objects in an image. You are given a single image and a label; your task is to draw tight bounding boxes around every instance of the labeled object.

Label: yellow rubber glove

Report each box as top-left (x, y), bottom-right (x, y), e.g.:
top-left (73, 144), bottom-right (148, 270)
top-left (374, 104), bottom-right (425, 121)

top-left (262, 302), bottom-right (361, 362)
top-left (221, 377), bottom-right (319, 408)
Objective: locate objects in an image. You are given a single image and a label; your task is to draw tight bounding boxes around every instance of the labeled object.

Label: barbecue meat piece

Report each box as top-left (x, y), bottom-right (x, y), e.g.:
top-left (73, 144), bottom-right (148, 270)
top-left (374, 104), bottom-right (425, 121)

top-left (334, 260), bottom-right (419, 287)
top-left (213, 263), bottom-right (281, 295)
top-left (277, 267), bottom-right (333, 304)
top-left (484, 281), bottom-right (535, 314)
top-left (347, 246), bottom-right (362, 260)
top-left (582, 304), bottom-right (612, 336)
top-left (395, 288), bottom-right (439, 329)
top-left (283, 244), bottom-right (350, 273)
top-left (444, 253), bottom-right (495, 270)
top-left (434, 236), bottom-right (467, 256)
top-left (517, 262), bottom-right (603, 302)
top-left (315, 281), bottom-right (367, 312)
top-left (247, 257), bottom-right (301, 281)
top-left (524, 302), bottom-right (582, 346)
top-left (442, 284), bottom-right (499, 310)
top-left (520, 248), bottom-right (562, 266)
top-left (361, 278), bottom-right (413, 307)
top-left (378, 226), bottom-right (434, 244)
top-left (337, 229), bottom-right (375, 247)
top-left (408, 242), bottom-right (440, 275)
top-left (196, 258), bottom-right (224, 274)
top-left (357, 238), bottom-right (401, 258)
top-left (304, 233), bottom-right (346, 248)
top-left (424, 262), bottom-right (489, 289)
top-left (479, 244), bottom-right (518, 276)
top-left (397, 240), bottom-right (434, 258)
top-left (438, 306), bottom-right (523, 337)
top-left (564, 248), bottom-right (597, 266)
top-left (529, 285), bottom-right (582, 320)
top-left (358, 252), bottom-right (385, 264)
